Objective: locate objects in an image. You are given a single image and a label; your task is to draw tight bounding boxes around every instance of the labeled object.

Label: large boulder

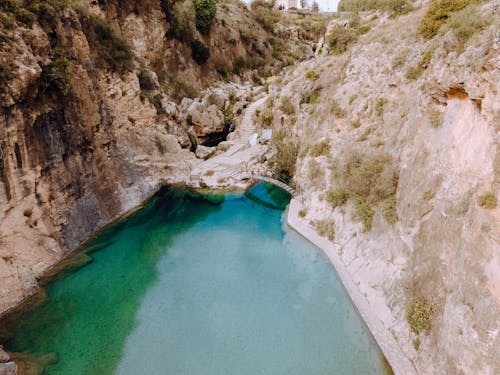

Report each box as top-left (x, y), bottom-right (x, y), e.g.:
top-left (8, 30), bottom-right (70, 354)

top-left (187, 103), bottom-right (225, 138)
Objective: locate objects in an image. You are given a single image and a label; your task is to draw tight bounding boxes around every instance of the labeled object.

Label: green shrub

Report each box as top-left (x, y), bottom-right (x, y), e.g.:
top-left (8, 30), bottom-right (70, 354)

top-left (406, 48), bottom-right (434, 80)
top-left (138, 69), bottom-right (157, 91)
top-left (418, 0), bottom-right (472, 38)
top-left (330, 153), bottom-right (398, 230)
top-left (406, 296), bottom-right (436, 334)
top-left (191, 39), bottom-right (210, 65)
top-left (326, 25), bottom-right (358, 55)
top-left (280, 95), bottom-right (296, 115)
top-left (326, 187), bottom-right (349, 208)
top-left (375, 97), bottom-right (388, 116)
top-left (193, 0), bottom-right (216, 34)
top-left (313, 219), bottom-right (335, 241)
top-left (445, 5), bottom-right (489, 51)
top-left (261, 108), bottom-right (274, 127)
top-left (41, 53), bottom-right (72, 95)
top-left (305, 70), bottom-right (320, 80)
top-left (477, 192), bottom-right (497, 209)
top-left (422, 190), bottom-right (435, 200)
top-left (351, 119), bottom-right (361, 128)
top-left (166, 75), bottom-right (199, 102)
top-left (428, 109), bottom-right (442, 127)
top-left (310, 140), bottom-right (330, 157)
top-left (80, 14), bottom-right (134, 73)
top-left (251, 0), bottom-right (278, 32)
top-left (269, 128), bottom-right (299, 181)
top-left (167, 0), bottom-right (196, 41)
top-left (233, 56), bottom-right (247, 75)
top-left (298, 208), bottom-right (307, 218)
top-left (15, 7), bottom-right (36, 26)
top-left (331, 100), bottom-right (346, 118)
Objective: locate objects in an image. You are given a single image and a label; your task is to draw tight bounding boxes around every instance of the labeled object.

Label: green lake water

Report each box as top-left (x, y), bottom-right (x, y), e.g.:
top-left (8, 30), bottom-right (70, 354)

top-left (5, 184), bottom-right (390, 374)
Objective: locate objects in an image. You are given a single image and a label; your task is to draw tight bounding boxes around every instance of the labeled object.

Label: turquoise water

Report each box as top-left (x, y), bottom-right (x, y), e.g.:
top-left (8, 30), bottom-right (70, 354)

top-left (6, 184), bottom-right (390, 374)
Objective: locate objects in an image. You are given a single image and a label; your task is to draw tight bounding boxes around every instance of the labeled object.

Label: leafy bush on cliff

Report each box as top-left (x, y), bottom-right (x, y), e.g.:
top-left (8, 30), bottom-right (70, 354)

top-left (406, 48), bottom-right (434, 79)
top-left (328, 153), bottom-right (399, 230)
top-left (251, 0), bottom-right (278, 32)
top-left (477, 192), bottom-right (497, 209)
top-left (193, 0), bottom-right (216, 34)
top-left (418, 0), bottom-right (472, 38)
top-left (269, 128), bottom-right (299, 182)
top-left (406, 296), bottom-right (436, 334)
top-left (445, 5), bottom-right (490, 50)
top-left (80, 14), bottom-right (134, 73)
top-left (191, 39), bottom-right (210, 65)
top-left (166, 0), bottom-right (197, 41)
top-left (41, 50), bottom-right (72, 95)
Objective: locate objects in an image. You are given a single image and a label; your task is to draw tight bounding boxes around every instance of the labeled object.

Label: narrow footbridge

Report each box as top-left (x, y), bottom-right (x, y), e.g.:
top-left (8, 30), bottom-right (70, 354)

top-left (241, 174), bottom-right (297, 197)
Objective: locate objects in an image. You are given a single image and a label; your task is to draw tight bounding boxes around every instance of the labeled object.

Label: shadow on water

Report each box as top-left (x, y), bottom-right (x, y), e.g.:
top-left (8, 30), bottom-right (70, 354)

top-left (0, 186), bottom-right (225, 375)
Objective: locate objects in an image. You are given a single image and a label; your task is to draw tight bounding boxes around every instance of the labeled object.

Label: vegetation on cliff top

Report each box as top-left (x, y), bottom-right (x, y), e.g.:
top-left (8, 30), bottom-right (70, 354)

top-left (418, 0), bottom-right (473, 38)
top-left (338, 0), bottom-right (413, 16)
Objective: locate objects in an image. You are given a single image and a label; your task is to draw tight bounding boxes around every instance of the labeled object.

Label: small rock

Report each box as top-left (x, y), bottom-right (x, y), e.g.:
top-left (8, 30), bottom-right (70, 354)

top-left (0, 362), bottom-right (17, 375)
top-left (195, 145), bottom-right (215, 160)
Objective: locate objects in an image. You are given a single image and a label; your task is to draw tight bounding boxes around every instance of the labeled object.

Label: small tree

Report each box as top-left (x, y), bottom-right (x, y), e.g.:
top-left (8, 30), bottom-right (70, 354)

top-left (311, 1), bottom-right (319, 12)
top-left (193, 0), bottom-right (217, 34)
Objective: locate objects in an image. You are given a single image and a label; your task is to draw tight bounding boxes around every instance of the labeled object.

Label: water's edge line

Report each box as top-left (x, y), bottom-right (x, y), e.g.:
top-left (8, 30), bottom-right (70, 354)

top-left (286, 198), bottom-right (417, 375)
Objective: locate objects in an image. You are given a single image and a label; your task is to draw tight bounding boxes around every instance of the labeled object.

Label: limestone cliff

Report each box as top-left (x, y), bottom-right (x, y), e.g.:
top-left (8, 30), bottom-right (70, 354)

top-left (261, 3), bottom-right (499, 374)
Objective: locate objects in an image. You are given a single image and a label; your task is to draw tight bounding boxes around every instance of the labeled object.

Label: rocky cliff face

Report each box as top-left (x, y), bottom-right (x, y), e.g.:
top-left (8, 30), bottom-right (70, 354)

top-left (0, 0), bottom-right (282, 316)
top-left (262, 4), bottom-right (499, 374)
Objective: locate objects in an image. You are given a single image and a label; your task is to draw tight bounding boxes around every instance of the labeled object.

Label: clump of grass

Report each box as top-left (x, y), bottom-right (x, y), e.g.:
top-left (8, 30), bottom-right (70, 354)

top-left (298, 208), bottom-right (307, 218)
top-left (251, 0), bottom-right (278, 32)
top-left (406, 48), bottom-right (434, 80)
top-left (326, 187), bottom-right (349, 208)
top-left (313, 219), bottom-right (335, 241)
top-left (326, 24), bottom-right (358, 55)
top-left (348, 94), bottom-right (358, 105)
top-left (422, 190), bottom-right (435, 201)
top-left (428, 109), bottom-right (442, 128)
top-left (331, 100), bottom-right (346, 118)
top-left (329, 153), bottom-right (398, 230)
top-left (280, 95), bottom-right (296, 115)
top-left (310, 140), bottom-right (330, 157)
top-left (261, 108), bottom-right (274, 127)
top-left (79, 13), bottom-right (134, 73)
top-left (41, 49), bottom-right (72, 95)
top-left (418, 0), bottom-right (472, 38)
top-left (305, 70), bottom-right (320, 80)
top-left (375, 97), bottom-right (388, 116)
top-left (477, 192), bottom-right (497, 209)
top-left (445, 5), bottom-right (490, 52)
top-left (351, 119), bottom-right (362, 128)
top-left (166, 75), bottom-right (199, 102)
top-left (406, 296), bottom-right (436, 334)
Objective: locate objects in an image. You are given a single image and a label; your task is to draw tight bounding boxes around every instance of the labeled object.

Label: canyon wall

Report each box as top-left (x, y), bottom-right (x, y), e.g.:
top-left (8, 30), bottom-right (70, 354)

top-left (0, 0), bottom-right (278, 315)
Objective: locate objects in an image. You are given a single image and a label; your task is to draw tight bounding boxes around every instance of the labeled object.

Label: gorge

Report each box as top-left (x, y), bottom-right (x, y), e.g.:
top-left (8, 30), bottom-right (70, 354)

top-left (0, 0), bottom-right (499, 374)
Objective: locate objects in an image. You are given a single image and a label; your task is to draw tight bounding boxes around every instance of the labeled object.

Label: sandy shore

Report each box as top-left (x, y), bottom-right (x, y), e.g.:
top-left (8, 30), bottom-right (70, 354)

top-left (287, 198), bottom-right (417, 375)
